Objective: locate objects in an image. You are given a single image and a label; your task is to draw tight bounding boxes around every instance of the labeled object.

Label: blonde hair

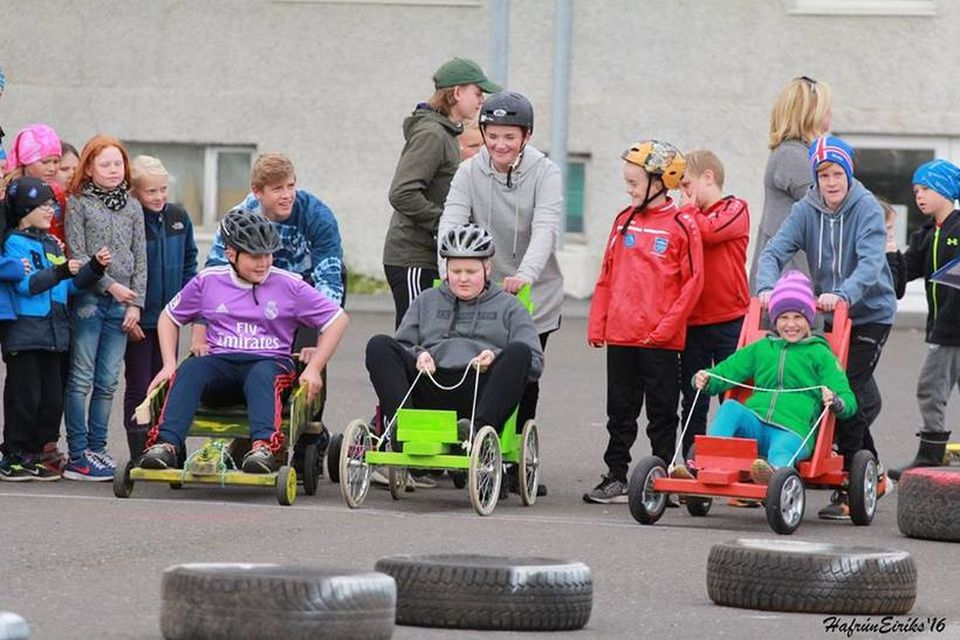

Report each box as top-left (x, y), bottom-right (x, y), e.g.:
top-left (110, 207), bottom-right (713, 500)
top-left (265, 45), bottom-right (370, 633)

top-left (427, 87), bottom-right (458, 117)
top-left (251, 153), bottom-right (295, 190)
top-left (130, 155), bottom-right (169, 188)
top-left (876, 196), bottom-right (897, 222)
top-left (685, 149), bottom-right (725, 189)
top-left (769, 77), bottom-right (833, 149)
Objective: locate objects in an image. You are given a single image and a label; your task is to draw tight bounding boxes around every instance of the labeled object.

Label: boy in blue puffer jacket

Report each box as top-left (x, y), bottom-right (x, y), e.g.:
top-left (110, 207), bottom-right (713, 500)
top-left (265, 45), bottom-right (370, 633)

top-left (756, 135), bottom-right (897, 520)
top-left (0, 177), bottom-right (109, 481)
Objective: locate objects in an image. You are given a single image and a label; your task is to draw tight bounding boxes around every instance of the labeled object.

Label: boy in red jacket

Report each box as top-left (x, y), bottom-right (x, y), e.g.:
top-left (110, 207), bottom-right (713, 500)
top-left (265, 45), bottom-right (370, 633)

top-left (584, 140), bottom-right (704, 504)
top-left (677, 150), bottom-right (750, 460)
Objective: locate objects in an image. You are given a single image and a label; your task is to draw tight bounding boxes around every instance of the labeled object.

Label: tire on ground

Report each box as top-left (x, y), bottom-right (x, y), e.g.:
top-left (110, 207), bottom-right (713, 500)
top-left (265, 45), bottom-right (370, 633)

top-left (374, 554), bottom-right (592, 631)
top-left (897, 466), bottom-right (960, 542)
top-left (707, 539), bottom-right (916, 614)
top-left (160, 563), bottom-right (395, 640)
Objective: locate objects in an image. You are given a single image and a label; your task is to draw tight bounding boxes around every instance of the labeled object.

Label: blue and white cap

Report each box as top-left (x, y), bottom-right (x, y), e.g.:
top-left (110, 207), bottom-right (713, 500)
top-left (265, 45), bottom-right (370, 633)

top-left (809, 135), bottom-right (855, 184)
top-left (913, 159), bottom-right (960, 203)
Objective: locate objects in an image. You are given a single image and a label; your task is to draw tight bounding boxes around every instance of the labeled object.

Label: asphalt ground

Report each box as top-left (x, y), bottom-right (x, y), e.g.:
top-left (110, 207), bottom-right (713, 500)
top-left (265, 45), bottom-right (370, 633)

top-left (1, 310), bottom-right (959, 639)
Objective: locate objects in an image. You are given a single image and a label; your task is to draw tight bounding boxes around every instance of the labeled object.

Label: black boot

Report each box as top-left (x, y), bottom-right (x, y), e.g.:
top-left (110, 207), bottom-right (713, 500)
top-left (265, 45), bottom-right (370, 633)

top-left (126, 430), bottom-right (149, 465)
top-left (889, 431), bottom-right (950, 481)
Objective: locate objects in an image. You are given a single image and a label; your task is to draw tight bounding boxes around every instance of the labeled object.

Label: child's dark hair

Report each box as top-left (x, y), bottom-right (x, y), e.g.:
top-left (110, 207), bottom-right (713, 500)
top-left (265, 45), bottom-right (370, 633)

top-left (61, 142), bottom-right (79, 159)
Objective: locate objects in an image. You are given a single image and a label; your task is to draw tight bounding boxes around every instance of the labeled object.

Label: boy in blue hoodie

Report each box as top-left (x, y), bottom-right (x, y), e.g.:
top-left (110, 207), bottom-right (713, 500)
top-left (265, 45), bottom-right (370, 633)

top-left (756, 135), bottom-right (897, 520)
top-left (0, 177), bottom-right (109, 480)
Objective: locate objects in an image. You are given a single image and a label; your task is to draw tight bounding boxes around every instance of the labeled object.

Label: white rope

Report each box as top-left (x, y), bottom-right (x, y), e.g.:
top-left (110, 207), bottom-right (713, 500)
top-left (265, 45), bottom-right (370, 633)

top-left (680, 371), bottom-right (834, 473)
top-left (382, 358), bottom-right (484, 450)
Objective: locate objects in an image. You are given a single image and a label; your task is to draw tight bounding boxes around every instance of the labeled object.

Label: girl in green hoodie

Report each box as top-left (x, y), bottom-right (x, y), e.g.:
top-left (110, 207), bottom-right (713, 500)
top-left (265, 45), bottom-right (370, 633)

top-left (681, 271), bottom-right (856, 484)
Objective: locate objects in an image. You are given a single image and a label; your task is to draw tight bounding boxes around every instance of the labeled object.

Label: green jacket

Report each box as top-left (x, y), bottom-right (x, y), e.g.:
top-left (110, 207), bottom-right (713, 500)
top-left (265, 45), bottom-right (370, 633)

top-left (703, 334), bottom-right (857, 444)
top-left (383, 106), bottom-right (462, 269)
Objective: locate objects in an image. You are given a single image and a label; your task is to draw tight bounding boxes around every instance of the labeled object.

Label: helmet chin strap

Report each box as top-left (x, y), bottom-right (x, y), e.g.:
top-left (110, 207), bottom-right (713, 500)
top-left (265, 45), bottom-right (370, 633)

top-left (620, 176), bottom-right (667, 235)
top-left (227, 251), bottom-right (261, 304)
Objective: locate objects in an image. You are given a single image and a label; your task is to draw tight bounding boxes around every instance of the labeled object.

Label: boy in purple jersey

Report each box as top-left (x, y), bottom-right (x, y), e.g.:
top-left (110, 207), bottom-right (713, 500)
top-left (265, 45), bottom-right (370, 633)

top-left (139, 208), bottom-right (349, 474)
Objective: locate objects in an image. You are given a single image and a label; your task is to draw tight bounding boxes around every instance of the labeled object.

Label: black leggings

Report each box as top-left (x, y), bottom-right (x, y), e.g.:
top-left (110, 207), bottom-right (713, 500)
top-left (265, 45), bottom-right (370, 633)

top-left (384, 265), bottom-right (440, 329)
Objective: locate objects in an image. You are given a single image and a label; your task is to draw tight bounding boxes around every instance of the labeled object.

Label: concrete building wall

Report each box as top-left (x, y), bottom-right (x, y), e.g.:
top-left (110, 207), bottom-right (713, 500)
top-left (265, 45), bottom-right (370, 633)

top-left (3, 0), bottom-right (958, 302)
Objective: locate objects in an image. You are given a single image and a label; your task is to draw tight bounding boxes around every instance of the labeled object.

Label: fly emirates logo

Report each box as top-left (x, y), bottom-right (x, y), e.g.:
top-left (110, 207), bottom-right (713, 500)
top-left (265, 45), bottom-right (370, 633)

top-left (217, 322), bottom-right (282, 351)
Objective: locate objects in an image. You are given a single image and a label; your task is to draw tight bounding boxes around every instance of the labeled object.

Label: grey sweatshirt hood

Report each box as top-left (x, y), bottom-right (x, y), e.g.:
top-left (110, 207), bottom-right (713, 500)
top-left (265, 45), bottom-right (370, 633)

top-left (395, 282), bottom-right (544, 381)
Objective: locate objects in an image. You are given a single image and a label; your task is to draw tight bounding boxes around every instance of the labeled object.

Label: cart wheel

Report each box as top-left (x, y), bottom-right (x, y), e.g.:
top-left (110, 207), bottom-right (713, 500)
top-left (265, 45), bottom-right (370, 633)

top-left (169, 482), bottom-right (183, 490)
top-left (327, 432), bottom-right (343, 484)
top-left (339, 419), bottom-right (372, 509)
top-left (468, 426), bottom-right (502, 516)
top-left (113, 461), bottom-right (134, 499)
top-left (685, 496), bottom-right (712, 517)
top-left (849, 449), bottom-right (878, 526)
top-left (301, 443), bottom-right (320, 496)
top-left (276, 466), bottom-right (297, 506)
top-left (519, 420), bottom-right (540, 507)
top-left (628, 456), bottom-right (668, 524)
top-left (765, 467), bottom-right (805, 535)
top-left (451, 471), bottom-right (467, 489)
top-left (389, 467), bottom-right (408, 500)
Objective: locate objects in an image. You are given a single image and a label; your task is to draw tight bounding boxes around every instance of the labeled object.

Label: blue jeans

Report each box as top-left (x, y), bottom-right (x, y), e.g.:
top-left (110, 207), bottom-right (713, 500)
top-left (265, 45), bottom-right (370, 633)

top-left (706, 400), bottom-right (811, 468)
top-left (65, 292), bottom-right (128, 458)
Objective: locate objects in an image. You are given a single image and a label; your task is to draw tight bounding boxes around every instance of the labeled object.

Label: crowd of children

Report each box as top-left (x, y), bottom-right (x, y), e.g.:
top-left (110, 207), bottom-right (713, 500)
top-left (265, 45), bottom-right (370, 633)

top-left (0, 67), bottom-right (956, 524)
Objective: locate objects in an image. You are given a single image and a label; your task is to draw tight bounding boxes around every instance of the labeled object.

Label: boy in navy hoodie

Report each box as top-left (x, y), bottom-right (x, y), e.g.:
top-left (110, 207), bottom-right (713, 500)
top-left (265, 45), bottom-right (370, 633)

top-left (756, 135), bottom-right (897, 519)
top-left (0, 177), bottom-right (109, 480)
top-left (889, 160), bottom-right (960, 480)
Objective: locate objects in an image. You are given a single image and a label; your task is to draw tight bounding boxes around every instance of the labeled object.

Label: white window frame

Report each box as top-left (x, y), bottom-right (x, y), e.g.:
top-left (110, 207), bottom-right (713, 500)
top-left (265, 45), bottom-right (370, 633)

top-left (787, 0), bottom-right (935, 16)
top-left (201, 146), bottom-right (256, 233)
top-left (839, 133), bottom-right (957, 313)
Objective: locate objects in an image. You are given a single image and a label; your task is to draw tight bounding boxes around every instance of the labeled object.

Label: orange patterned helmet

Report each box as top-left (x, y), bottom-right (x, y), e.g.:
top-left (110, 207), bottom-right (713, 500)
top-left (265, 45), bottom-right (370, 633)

top-left (621, 140), bottom-right (686, 189)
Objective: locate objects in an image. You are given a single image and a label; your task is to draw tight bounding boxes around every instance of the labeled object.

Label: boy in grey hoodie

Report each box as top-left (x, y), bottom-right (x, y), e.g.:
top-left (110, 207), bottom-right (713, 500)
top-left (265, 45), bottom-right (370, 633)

top-left (756, 135), bottom-right (896, 520)
top-left (366, 224), bottom-right (542, 446)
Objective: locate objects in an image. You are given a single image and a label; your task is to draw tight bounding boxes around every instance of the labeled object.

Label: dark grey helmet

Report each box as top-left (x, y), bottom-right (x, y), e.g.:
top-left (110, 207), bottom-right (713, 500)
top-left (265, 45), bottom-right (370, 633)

top-left (479, 91), bottom-right (534, 131)
top-left (439, 223), bottom-right (495, 259)
top-left (220, 207), bottom-right (281, 255)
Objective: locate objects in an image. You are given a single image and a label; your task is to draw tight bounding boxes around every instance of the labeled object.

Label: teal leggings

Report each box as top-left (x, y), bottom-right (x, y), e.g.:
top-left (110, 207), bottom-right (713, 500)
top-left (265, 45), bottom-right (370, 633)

top-left (707, 400), bottom-right (810, 468)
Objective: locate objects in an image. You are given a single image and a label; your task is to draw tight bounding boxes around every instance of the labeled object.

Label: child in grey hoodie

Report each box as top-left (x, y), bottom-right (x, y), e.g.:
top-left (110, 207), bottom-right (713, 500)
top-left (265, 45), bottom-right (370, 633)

top-left (366, 224), bottom-right (542, 443)
top-left (755, 135), bottom-right (896, 520)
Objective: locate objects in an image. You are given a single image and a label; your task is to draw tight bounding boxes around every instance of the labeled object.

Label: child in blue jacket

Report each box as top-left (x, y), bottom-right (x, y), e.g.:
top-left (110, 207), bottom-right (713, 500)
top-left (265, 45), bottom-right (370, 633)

top-left (0, 177), bottom-right (109, 480)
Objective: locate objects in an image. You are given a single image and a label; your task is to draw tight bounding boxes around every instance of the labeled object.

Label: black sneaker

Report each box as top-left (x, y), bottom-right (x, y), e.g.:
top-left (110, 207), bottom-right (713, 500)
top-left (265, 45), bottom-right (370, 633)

top-left (506, 465), bottom-right (547, 497)
top-left (582, 475), bottom-right (628, 504)
top-left (29, 460), bottom-right (61, 482)
top-left (818, 488), bottom-right (850, 520)
top-left (0, 456), bottom-right (33, 482)
top-left (141, 443), bottom-right (179, 470)
top-left (242, 440), bottom-right (279, 474)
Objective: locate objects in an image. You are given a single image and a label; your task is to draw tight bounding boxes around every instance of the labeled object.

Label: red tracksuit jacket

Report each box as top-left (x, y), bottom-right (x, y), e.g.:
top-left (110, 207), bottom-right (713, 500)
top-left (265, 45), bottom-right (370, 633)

top-left (588, 198), bottom-right (703, 350)
top-left (687, 195), bottom-right (750, 326)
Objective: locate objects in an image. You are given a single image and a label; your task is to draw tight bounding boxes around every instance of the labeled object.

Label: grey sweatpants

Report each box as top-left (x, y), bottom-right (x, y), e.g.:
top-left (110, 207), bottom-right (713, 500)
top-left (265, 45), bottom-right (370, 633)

top-left (917, 344), bottom-right (960, 433)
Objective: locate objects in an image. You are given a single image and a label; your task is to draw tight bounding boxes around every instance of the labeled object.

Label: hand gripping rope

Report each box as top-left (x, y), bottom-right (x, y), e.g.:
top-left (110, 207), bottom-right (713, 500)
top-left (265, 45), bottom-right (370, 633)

top-left (669, 372), bottom-right (832, 474)
top-left (379, 358), bottom-right (484, 454)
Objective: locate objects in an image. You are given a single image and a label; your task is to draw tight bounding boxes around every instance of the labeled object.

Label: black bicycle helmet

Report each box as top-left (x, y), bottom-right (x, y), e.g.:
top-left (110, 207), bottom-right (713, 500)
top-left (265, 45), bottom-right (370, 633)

top-left (479, 91), bottom-right (534, 131)
top-left (439, 223), bottom-right (495, 259)
top-left (220, 207), bottom-right (281, 254)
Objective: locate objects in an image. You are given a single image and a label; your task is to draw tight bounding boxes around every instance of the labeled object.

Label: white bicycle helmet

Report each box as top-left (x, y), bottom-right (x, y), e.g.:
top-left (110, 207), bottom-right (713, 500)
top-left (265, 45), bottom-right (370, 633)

top-left (439, 223), bottom-right (495, 259)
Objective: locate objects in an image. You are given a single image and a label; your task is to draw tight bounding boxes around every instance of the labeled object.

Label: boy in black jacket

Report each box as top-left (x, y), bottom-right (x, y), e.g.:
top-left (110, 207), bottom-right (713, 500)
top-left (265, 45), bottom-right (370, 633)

top-left (890, 160), bottom-right (960, 479)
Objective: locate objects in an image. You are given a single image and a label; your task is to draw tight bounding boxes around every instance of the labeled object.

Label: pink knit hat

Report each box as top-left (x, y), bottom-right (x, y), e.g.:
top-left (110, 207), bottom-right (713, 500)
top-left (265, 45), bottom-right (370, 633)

top-left (769, 270), bottom-right (816, 326)
top-left (3, 123), bottom-right (62, 173)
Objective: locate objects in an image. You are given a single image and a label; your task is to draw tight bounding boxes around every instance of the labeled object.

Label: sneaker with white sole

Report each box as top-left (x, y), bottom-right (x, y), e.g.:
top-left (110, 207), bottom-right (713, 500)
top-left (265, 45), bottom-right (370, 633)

top-left (582, 474), bottom-right (629, 504)
top-left (62, 451), bottom-right (114, 482)
top-left (750, 458), bottom-right (775, 485)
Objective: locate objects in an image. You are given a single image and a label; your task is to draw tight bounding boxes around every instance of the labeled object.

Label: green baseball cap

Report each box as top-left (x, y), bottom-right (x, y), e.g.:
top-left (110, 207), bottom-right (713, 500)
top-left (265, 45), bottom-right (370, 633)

top-left (433, 58), bottom-right (502, 93)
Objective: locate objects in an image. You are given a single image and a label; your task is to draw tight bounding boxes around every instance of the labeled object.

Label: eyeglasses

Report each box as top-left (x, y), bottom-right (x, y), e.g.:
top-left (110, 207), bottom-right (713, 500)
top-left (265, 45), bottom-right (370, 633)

top-left (36, 201), bottom-right (56, 212)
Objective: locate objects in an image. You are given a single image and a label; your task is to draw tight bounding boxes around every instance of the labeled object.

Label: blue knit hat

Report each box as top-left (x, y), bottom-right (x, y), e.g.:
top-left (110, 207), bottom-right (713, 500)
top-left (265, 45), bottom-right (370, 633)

top-left (913, 159), bottom-right (960, 203)
top-left (809, 135), bottom-right (855, 185)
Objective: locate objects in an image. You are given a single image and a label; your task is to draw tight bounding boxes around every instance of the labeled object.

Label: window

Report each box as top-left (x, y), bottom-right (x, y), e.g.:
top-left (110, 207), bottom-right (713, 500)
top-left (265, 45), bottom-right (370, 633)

top-left (565, 157), bottom-right (587, 239)
top-left (124, 142), bottom-right (255, 232)
top-left (787, 0), bottom-right (935, 16)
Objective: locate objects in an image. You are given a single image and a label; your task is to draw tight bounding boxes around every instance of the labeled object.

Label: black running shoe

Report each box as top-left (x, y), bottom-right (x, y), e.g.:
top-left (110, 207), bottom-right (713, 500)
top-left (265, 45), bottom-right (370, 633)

top-left (141, 443), bottom-right (178, 470)
top-left (242, 440), bottom-right (279, 474)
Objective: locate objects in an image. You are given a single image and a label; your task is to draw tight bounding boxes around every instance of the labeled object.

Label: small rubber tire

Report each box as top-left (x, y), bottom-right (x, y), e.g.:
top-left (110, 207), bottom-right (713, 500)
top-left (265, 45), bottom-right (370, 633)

top-left (707, 539), bottom-right (917, 614)
top-left (302, 443), bottom-right (320, 496)
top-left (327, 432), bottom-right (343, 484)
top-left (519, 420), bottom-right (540, 506)
top-left (160, 563), bottom-right (396, 640)
top-left (388, 467), bottom-right (407, 501)
top-left (276, 465), bottom-right (297, 506)
top-left (113, 461), bottom-right (134, 499)
top-left (375, 554), bottom-right (592, 631)
top-left (686, 496), bottom-right (712, 517)
top-left (339, 419), bottom-right (372, 509)
top-left (468, 426), bottom-right (502, 516)
top-left (627, 456), bottom-right (667, 525)
top-left (849, 449), bottom-right (878, 526)
top-left (169, 482), bottom-right (183, 490)
top-left (897, 466), bottom-right (960, 542)
top-left (451, 471), bottom-right (467, 489)
top-left (765, 466), bottom-right (805, 535)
